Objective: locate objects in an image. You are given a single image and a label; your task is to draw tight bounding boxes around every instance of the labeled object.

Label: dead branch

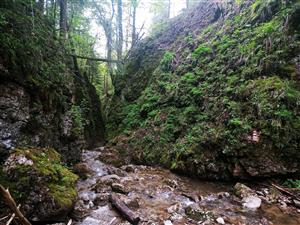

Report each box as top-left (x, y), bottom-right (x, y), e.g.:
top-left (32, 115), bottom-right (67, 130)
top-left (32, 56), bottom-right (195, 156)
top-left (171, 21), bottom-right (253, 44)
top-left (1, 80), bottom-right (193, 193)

top-left (0, 185), bottom-right (31, 225)
top-left (271, 183), bottom-right (300, 202)
top-left (0, 215), bottom-right (9, 222)
top-left (67, 219), bottom-right (72, 225)
top-left (110, 193), bottom-right (140, 225)
top-left (68, 54), bottom-right (121, 63)
top-left (6, 205), bottom-right (19, 225)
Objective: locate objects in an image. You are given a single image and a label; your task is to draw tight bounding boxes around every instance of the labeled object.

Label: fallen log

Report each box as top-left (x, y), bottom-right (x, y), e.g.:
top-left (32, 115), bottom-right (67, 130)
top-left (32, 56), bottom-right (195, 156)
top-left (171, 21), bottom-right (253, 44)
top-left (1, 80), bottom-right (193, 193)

top-left (271, 183), bottom-right (300, 202)
top-left (109, 193), bottom-right (140, 225)
top-left (0, 185), bottom-right (31, 225)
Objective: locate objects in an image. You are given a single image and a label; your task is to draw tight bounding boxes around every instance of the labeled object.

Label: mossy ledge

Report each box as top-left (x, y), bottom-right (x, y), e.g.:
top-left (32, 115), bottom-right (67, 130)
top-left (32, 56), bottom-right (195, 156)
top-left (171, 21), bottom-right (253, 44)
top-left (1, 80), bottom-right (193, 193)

top-left (0, 147), bottom-right (78, 221)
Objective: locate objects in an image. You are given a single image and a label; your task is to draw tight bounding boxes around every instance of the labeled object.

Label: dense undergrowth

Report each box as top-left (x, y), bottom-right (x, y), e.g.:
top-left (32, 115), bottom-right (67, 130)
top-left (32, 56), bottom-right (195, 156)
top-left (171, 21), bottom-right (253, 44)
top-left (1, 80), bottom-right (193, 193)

top-left (109, 0), bottom-right (300, 180)
top-left (0, 0), bottom-right (105, 160)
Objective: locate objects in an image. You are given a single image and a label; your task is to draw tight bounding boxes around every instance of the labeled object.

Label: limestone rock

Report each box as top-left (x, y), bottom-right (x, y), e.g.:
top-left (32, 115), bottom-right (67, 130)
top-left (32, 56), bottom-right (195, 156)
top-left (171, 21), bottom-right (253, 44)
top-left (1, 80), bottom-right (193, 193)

top-left (2, 148), bottom-right (78, 222)
top-left (111, 182), bottom-right (129, 194)
top-left (233, 183), bottom-right (255, 198)
top-left (216, 217), bottom-right (225, 224)
top-left (242, 196), bottom-right (262, 210)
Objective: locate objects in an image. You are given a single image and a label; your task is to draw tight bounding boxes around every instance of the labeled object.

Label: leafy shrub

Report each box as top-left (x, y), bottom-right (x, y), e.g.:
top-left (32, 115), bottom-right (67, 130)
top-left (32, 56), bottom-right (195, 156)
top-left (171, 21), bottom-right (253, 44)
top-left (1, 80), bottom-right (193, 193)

top-left (160, 51), bottom-right (174, 72)
top-left (192, 44), bottom-right (212, 58)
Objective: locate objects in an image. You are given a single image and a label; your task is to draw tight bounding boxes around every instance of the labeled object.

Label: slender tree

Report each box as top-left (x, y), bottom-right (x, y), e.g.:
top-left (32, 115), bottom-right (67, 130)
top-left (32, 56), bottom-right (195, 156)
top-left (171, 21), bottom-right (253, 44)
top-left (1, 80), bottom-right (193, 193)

top-left (117, 0), bottom-right (123, 68)
top-left (59, 0), bottom-right (68, 40)
top-left (93, 0), bottom-right (115, 75)
top-left (131, 0), bottom-right (137, 47)
top-left (186, 0), bottom-right (190, 9)
top-left (37, 0), bottom-right (45, 14)
top-left (167, 0), bottom-right (171, 18)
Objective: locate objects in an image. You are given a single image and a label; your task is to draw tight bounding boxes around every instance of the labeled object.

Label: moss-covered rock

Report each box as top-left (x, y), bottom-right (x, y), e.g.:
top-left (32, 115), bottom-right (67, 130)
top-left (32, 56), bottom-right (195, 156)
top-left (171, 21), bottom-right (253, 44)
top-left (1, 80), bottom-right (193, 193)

top-left (1, 147), bottom-right (78, 221)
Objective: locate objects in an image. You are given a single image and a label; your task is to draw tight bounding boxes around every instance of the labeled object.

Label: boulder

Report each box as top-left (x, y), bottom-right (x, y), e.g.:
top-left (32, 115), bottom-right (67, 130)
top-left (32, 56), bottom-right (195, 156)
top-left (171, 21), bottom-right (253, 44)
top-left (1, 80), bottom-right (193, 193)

top-left (73, 163), bottom-right (92, 179)
top-left (233, 183), bottom-right (255, 198)
top-left (1, 148), bottom-right (78, 222)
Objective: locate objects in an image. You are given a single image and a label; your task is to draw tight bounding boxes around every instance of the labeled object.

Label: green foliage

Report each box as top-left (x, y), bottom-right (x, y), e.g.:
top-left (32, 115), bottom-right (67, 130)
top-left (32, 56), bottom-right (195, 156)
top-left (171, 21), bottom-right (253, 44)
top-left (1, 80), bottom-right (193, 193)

top-left (284, 179), bottom-right (300, 189)
top-left (192, 44), bottom-right (212, 58)
top-left (70, 105), bottom-right (86, 136)
top-left (160, 51), bottom-right (174, 72)
top-left (109, 0), bottom-right (300, 178)
top-left (0, 148), bottom-right (78, 204)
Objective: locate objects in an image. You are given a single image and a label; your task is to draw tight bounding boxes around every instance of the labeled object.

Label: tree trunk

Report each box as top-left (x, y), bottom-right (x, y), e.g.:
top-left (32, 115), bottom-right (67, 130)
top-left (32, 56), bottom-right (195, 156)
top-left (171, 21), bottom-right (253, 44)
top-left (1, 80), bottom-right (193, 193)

top-left (37, 0), bottom-right (45, 14)
top-left (59, 0), bottom-right (68, 40)
top-left (117, 0), bottom-right (123, 70)
top-left (186, 0), bottom-right (190, 9)
top-left (105, 25), bottom-right (113, 76)
top-left (167, 0), bottom-right (171, 18)
top-left (131, 0), bottom-right (137, 47)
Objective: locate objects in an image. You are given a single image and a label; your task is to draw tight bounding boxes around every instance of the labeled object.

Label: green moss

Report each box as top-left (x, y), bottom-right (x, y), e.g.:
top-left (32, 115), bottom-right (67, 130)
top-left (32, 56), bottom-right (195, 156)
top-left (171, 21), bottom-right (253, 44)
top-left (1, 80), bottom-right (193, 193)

top-left (192, 44), bottom-right (212, 58)
top-left (48, 183), bottom-right (77, 207)
top-left (2, 148), bottom-right (78, 205)
top-left (109, 0), bottom-right (300, 179)
top-left (160, 51), bottom-right (174, 72)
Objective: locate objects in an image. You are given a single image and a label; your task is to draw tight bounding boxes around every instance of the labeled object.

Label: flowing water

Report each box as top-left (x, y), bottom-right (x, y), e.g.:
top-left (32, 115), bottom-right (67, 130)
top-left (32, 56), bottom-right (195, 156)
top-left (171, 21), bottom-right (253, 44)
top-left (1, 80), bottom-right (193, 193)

top-left (73, 148), bottom-right (300, 225)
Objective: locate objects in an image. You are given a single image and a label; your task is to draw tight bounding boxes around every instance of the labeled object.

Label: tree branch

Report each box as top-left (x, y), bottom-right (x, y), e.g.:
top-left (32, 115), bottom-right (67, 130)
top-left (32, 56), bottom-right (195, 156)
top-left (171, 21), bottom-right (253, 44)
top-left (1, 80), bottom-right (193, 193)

top-left (0, 185), bottom-right (31, 225)
top-left (68, 54), bottom-right (121, 63)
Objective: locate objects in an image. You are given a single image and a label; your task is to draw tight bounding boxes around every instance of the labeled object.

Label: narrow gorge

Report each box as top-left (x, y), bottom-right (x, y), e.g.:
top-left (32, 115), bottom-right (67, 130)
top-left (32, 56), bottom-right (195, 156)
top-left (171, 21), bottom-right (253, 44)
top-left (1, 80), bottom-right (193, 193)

top-left (0, 0), bottom-right (300, 225)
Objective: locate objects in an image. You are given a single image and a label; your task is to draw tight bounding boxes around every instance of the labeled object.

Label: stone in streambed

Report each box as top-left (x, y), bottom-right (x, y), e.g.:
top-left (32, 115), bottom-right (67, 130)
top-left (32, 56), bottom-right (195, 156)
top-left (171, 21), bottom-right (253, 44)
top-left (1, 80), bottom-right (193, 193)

top-left (242, 196), bottom-right (262, 210)
top-left (233, 183), bottom-right (255, 198)
top-left (216, 217), bottom-right (225, 224)
top-left (111, 182), bottom-right (129, 194)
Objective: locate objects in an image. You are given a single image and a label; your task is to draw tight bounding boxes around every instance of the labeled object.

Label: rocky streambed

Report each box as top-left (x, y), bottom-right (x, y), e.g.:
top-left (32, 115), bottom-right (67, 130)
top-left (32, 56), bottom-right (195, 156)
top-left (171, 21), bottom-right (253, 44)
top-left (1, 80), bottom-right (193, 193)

top-left (70, 148), bottom-right (300, 225)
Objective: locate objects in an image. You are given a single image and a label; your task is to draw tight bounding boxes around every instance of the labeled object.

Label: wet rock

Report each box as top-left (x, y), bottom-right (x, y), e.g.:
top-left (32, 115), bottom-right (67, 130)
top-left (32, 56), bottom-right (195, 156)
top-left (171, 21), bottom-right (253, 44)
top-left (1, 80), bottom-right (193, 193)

top-left (170, 213), bottom-right (184, 221)
top-left (121, 164), bottom-right (136, 173)
top-left (185, 203), bottom-right (214, 221)
top-left (217, 192), bottom-right (230, 199)
top-left (125, 198), bottom-right (140, 210)
top-left (92, 181), bottom-right (111, 193)
top-left (234, 183), bottom-right (255, 198)
top-left (111, 182), bottom-right (129, 194)
top-left (167, 203), bottom-right (181, 214)
top-left (100, 174), bottom-right (121, 185)
top-left (216, 217), bottom-right (225, 224)
top-left (164, 178), bottom-right (178, 188)
top-left (293, 199), bottom-right (300, 208)
top-left (164, 220), bottom-right (173, 225)
top-left (72, 200), bottom-right (89, 219)
top-left (107, 166), bottom-right (127, 177)
top-left (242, 196), bottom-right (262, 210)
top-left (181, 192), bottom-right (200, 202)
top-left (73, 163), bottom-right (92, 179)
top-left (93, 193), bottom-right (110, 206)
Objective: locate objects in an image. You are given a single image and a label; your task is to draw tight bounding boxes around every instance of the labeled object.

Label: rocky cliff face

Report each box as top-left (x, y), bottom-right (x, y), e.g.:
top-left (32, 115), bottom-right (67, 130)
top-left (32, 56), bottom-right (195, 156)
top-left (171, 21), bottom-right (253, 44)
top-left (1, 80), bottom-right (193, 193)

top-left (0, 1), bottom-right (105, 164)
top-left (108, 0), bottom-right (300, 180)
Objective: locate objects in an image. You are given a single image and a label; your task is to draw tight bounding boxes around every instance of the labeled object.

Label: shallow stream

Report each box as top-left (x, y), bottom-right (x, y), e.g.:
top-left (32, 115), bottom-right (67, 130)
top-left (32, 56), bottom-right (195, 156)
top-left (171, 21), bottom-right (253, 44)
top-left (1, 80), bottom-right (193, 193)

top-left (73, 149), bottom-right (300, 225)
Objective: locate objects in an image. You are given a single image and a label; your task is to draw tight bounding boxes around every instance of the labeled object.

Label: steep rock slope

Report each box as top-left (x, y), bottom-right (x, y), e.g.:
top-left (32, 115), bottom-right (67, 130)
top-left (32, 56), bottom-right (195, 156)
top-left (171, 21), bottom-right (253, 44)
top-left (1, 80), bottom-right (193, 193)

top-left (109, 0), bottom-right (300, 180)
top-left (0, 1), bottom-right (105, 164)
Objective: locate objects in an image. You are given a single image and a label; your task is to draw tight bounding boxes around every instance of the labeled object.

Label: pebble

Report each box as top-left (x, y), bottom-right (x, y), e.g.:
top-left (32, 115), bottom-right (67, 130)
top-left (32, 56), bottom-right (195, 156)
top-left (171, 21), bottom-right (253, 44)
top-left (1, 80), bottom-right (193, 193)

top-left (242, 196), bottom-right (262, 210)
top-left (164, 220), bottom-right (173, 225)
top-left (216, 217), bottom-right (225, 224)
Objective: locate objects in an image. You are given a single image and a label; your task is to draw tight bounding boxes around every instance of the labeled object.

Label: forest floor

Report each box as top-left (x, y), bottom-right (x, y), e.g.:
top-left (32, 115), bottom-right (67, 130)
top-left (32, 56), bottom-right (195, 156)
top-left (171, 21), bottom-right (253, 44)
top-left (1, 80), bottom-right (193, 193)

top-left (71, 148), bottom-right (300, 225)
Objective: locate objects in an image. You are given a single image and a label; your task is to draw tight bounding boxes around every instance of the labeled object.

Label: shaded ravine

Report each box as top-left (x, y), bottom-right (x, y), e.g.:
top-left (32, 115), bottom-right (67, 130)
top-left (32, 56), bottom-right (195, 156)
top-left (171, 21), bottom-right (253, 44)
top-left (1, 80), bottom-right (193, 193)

top-left (72, 148), bottom-right (300, 225)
